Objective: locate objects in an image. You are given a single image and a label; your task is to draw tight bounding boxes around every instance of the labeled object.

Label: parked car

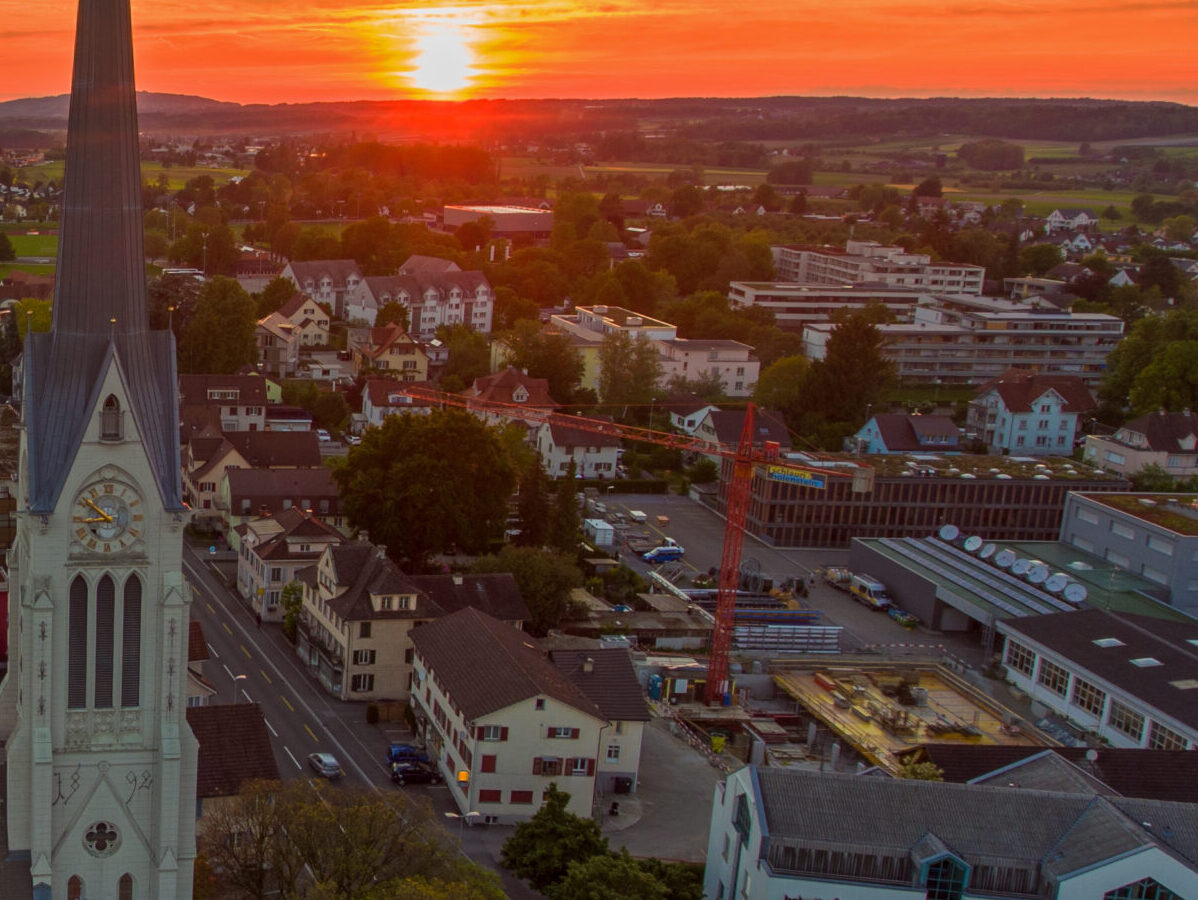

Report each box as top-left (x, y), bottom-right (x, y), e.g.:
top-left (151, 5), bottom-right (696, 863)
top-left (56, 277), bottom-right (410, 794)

top-left (387, 743), bottom-right (430, 765)
top-left (308, 752), bottom-right (343, 779)
top-left (391, 761), bottom-right (443, 785)
top-left (316, 428), bottom-right (332, 442)
top-left (346, 434), bottom-right (361, 446)
top-left (644, 543), bottom-right (685, 563)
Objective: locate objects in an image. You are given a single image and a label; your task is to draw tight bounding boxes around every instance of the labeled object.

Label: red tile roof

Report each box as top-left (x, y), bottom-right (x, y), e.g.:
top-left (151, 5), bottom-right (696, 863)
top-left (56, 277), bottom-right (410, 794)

top-left (468, 367), bottom-right (556, 409)
top-left (187, 703), bottom-right (280, 798)
top-left (975, 369), bottom-right (1096, 414)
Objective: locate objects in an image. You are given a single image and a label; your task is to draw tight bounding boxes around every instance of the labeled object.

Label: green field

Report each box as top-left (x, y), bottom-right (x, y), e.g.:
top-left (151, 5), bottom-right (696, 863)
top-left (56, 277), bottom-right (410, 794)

top-left (13, 160), bottom-right (247, 191)
top-left (8, 233), bottom-right (58, 257)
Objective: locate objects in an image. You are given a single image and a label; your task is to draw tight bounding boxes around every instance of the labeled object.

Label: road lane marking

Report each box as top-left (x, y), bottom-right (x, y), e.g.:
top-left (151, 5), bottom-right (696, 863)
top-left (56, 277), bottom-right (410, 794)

top-left (206, 643), bottom-right (220, 659)
top-left (259, 668), bottom-right (272, 684)
top-left (240, 644), bottom-right (252, 659)
top-left (280, 695), bottom-right (295, 712)
top-left (284, 746), bottom-right (302, 770)
top-left (221, 622), bottom-right (232, 635)
top-left (264, 719), bottom-right (278, 737)
top-left (241, 689), bottom-right (254, 703)
top-left (205, 602), bottom-right (216, 614)
top-left (304, 724), bottom-right (318, 743)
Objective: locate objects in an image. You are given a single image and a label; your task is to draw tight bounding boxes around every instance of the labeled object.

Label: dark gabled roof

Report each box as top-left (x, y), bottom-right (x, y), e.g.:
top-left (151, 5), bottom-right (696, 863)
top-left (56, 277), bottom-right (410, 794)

top-left (365, 377), bottom-right (436, 409)
top-left (406, 573), bottom-right (530, 622)
top-left (286, 259), bottom-right (362, 287)
top-left (1121, 410), bottom-right (1198, 452)
top-left (178, 373), bottom-right (268, 407)
top-left (410, 608), bottom-right (604, 721)
top-left (703, 408), bottom-right (792, 449)
top-left (225, 467), bottom-right (340, 514)
top-left (223, 430), bottom-right (322, 468)
top-left (324, 543), bottom-right (421, 622)
top-left (753, 767), bottom-right (1198, 878)
top-left (398, 254), bottom-right (461, 276)
top-left (468, 366), bottom-right (557, 408)
top-left (999, 609), bottom-right (1198, 732)
top-left (187, 703), bottom-right (281, 798)
top-left (914, 743), bottom-right (1198, 803)
top-left (276, 293), bottom-right (317, 319)
top-left (975, 369), bottom-right (1097, 414)
top-left (550, 648), bottom-right (650, 722)
top-left (544, 419), bottom-right (621, 450)
top-left (871, 414), bottom-right (958, 451)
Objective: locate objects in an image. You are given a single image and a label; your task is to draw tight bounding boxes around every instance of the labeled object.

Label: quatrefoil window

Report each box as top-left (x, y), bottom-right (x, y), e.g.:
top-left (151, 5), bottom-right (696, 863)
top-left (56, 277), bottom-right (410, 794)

top-left (83, 821), bottom-right (120, 857)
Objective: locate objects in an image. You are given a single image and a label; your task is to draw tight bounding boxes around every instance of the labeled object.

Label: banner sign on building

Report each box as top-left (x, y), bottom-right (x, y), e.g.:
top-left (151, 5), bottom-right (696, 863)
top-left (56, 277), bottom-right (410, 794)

top-left (762, 464), bottom-right (828, 490)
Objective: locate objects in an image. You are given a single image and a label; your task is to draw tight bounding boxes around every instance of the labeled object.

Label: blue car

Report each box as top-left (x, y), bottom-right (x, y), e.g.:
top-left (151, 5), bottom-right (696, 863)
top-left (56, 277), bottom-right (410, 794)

top-left (387, 743), bottom-right (430, 765)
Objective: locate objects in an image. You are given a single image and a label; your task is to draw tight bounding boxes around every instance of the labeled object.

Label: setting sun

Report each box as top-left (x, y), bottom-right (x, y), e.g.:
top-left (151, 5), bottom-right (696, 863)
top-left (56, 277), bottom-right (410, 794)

top-left (406, 18), bottom-right (478, 96)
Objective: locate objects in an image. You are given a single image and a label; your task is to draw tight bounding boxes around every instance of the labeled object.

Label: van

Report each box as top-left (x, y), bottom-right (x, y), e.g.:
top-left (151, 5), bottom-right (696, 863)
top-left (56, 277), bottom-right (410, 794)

top-left (849, 573), bottom-right (892, 610)
top-left (628, 510), bottom-right (647, 523)
top-left (643, 543), bottom-right (685, 563)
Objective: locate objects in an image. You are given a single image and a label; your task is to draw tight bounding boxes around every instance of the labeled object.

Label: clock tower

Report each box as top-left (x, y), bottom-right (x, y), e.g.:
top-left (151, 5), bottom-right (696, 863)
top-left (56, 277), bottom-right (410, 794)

top-left (0, 0), bottom-right (198, 897)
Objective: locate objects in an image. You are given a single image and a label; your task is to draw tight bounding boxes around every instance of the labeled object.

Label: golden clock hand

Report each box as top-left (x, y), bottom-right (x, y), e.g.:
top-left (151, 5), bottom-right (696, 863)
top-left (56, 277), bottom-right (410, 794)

top-left (82, 516), bottom-right (111, 523)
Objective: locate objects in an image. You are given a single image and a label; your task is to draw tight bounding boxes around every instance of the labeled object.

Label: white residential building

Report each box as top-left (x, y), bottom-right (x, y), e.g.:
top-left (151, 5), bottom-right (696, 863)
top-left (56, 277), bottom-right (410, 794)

top-left (967, 370), bottom-right (1096, 455)
top-left (773, 240), bottom-right (985, 295)
top-left (535, 419), bottom-right (622, 479)
top-left (409, 609), bottom-right (608, 822)
top-left (1083, 410), bottom-right (1198, 479)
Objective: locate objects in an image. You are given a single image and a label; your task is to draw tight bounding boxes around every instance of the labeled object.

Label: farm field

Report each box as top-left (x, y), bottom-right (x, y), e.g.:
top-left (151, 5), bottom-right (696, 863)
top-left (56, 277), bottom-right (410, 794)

top-left (7, 233), bottom-right (58, 258)
top-left (11, 160), bottom-right (247, 190)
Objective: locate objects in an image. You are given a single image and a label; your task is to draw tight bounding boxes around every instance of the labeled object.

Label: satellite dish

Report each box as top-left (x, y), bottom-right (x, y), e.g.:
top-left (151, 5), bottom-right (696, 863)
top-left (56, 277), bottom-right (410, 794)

top-left (1045, 574), bottom-right (1069, 594)
top-left (938, 524), bottom-right (960, 543)
top-left (995, 549), bottom-right (1017, 569)
top-left (1086, 749), bottom-right (1098, 763)
top-left (979, 543), bottom-right (996, 560)
top-left (1064, 583), bottom-right (1089, 605)
top-left (1028, 565), bottom-right (1049, 584)
top-left (1012, 558), bottom-right (1032, 576)
top-left (964, 535), bottom-right (983, 553)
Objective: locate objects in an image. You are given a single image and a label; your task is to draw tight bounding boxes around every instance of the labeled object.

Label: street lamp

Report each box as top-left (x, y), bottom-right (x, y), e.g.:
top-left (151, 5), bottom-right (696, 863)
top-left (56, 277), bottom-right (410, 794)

top-left (230, 672), bottom-right (247, 703)
top-left (444, 810), bottom-right (480, 838)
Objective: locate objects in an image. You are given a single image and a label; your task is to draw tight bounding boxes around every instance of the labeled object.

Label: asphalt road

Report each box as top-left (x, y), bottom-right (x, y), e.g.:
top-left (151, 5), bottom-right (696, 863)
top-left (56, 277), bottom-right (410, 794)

top-left (182, 543), bottom-right (543, 899)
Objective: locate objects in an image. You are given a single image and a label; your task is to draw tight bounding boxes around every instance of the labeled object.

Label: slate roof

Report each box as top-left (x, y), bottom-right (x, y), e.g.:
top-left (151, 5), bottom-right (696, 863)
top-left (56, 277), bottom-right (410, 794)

top-left (365, 377), bottom-right (436, 409)
top-left (410, 608), bottom-right (604, 721)
top-left (543, 419), bottom-right (621, 450)
top-left (398, 254), bottom-right (462, 276)
top-left (407, 573), bottom-right (530, 622)
top-left (225, 467), bottom-right (340, 516)
top-left (975, 369), bottom-right (1096, 414)
top-left (914, 744), bottom-right (1198, 803)
top-left (322, 543), bottom-right (421, 621)
top-left (221, 430), bottom-right (322, 468)
top-left (1118, 410), bottom-right (1198, 452)
top-left (702, 408), bottom-right (792, 449)
top-left (752, 767), bottom-right (1198, 880)
top-left (188, 619), bottom-right (209, 663)
top-left (550, 648), bottom-right (650, 722)
top-left (999, 609), bottom-right (1198, 732)
top-left (870, 414), bottom-right (959, 451)
top-left (187, 703), bottom-right (281, 798)
top-left (178, 373), bottom-right (268, 407)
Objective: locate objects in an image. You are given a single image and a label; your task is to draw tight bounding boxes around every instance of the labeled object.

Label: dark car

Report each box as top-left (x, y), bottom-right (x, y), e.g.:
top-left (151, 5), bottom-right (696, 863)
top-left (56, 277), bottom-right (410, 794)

top-left (391, 761), bottom-right (443, 785)
top-left (387, 742), bottom-right (430, 765)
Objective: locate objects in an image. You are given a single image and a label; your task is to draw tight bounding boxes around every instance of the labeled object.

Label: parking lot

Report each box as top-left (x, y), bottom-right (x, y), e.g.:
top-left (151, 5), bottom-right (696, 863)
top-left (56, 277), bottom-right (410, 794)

top-left (599, 492), bottom-right (987, 664)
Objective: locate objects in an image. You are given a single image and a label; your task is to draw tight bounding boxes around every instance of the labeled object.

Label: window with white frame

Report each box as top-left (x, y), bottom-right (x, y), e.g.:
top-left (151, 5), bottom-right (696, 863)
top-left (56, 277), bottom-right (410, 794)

top-left (352, 649), bottom-right (376, 666)
top-left (351, 674), bottom-right (374, 692)
top-left (1005, 640), bottom-right (1035, 677)
top-left (569, 758), bottom-right (589, 775)
top-left (1147, 535), bottom-right (1174, 556)
top-left (1108, 700), bottom-right (1145, 741)
top-left (1148, 721), bottom-right (1188, 750)
top-left (548, 726), bottom-right (576, 739)
top-left (1071, 678), bottom-right (1106, 716)
top-left (480, 725), bottom-right (503, 741)
top-left (1036, 659), bottom-right (1070, 697)
top-left (606, 744), bottom-right (621, 761)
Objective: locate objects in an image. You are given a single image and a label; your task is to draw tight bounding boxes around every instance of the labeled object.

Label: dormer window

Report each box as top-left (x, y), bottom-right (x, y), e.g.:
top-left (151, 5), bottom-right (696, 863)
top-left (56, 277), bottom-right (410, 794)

top-left (100, 395), bottom-right (122, 441)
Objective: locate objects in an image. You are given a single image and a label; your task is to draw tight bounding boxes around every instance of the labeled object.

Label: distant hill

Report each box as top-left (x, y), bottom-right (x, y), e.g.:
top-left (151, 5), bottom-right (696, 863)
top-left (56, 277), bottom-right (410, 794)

top-left (1, 92), bottom-right (1196, 145)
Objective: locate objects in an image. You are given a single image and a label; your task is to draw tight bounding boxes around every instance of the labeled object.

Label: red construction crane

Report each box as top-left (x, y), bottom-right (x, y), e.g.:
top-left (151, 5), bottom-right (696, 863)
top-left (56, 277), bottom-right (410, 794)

top-left (395, 384), bottom-right (868, 704)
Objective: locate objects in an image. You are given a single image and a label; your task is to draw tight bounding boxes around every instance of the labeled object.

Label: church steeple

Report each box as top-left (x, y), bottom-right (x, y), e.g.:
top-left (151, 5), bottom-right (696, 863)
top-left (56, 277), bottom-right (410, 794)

top-left (21, 0), bottom-right (182, 513)
top-left (53, 0), bottom-right (149, 335)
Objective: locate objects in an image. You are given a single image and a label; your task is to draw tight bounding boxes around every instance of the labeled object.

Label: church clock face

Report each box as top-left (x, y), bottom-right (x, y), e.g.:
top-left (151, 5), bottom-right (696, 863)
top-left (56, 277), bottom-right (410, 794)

top-left (74, 481), bottom-right (142, 552)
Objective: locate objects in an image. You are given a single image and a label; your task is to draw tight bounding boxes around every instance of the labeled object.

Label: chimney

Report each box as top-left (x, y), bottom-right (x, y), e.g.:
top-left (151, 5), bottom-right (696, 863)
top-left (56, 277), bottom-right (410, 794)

top-left (583, 657), bottom-right (594, 674)
top-left (453, 575), bottom-right (463, 586)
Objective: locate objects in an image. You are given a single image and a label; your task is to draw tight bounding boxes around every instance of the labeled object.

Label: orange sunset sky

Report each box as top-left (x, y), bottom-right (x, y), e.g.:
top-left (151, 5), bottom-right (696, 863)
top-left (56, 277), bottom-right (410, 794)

top-left (1, 0), bottom-right (1196, 106)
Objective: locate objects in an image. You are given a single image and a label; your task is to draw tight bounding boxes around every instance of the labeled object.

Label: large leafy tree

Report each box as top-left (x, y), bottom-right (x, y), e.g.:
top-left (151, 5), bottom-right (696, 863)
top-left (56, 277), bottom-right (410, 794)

top-left (177, 277), bottom-right (258, 374)
top-left (472, 546), bottom-right (583, 635)
top-left (335, 409), bottom-right (516, 570)
top-left (1103, 308), bottom-right (1198, 412)
top-left (549, 851), bottom-right (669, 900)
top-left (598, 331), bottom-right (661, 419)
top-left (437, 323), bottom-right (490, 393)
top-left (500, 784), bottom-right (609, 890)
top-left (501, 320), bottom-right (584, 403)
top-left (514, 458), bottom-right (552, 548)
top-left (197, 779), bottom-right (503, 900)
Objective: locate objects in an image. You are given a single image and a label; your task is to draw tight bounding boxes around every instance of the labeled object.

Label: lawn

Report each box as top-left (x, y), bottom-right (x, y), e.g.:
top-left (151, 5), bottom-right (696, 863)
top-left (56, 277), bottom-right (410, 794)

top-left (12, 160), bottom-right (247, 191)
top-left (8, 233), bottom-right (58, 257)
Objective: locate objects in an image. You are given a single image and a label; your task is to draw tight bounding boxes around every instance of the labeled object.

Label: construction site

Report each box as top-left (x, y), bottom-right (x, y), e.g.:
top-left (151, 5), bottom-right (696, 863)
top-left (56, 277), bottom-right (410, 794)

top-left (648, 655), bottom-right (1054, 776)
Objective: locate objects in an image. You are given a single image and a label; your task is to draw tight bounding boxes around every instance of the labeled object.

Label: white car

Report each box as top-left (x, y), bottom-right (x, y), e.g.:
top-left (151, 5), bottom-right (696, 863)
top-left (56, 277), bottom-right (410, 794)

top-left (316, 429), bottom-right (332, 442)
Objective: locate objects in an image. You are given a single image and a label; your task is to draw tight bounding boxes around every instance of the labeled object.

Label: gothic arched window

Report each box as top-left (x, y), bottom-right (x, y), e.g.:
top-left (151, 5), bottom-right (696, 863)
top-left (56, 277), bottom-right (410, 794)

top-left (118, 873), bottom-right (134, 900)
top-left (101, 394), bottom-right (122, 441)
top-left (68, 576), bottom-right (88, 709)
top-left (67, 875), bottom-right (84, 900)
top-left (121, 575), bottom-right (142, 708)
top-left (94, 575), bottom-right (115, 709)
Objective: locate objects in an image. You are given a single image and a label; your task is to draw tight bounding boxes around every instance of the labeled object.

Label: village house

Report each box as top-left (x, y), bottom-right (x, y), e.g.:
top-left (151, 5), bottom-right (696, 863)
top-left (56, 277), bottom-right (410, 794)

top-left (1083, 409), bottom-right (1198, 479)
top-left (220, 466), bottom-right (344, 543)
top-left (351, 321), bottom-right (431, 380)
top-left (967, 370), bottom-right (1096, 456)
top-left (534, 419), bottom-right (622, 479)
top-left (280, 259), bottom-right (363, 319)
top-left (235, 508), bottom-right (346, 621)
top-left (361, 377), bottom-right (437, 428)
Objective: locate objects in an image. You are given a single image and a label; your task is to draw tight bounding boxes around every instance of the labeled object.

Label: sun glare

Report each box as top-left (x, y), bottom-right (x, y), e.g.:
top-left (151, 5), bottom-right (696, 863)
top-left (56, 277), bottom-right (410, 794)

top-left (408, 20), bottom-right (477, 96)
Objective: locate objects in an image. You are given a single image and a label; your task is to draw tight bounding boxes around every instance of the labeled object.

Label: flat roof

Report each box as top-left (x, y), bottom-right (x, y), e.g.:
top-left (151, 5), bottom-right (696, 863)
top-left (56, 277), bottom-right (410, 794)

top-left (444, 204), bottom-right (553, 215)
top-left (1076, 492), bottom-right (1198, 536)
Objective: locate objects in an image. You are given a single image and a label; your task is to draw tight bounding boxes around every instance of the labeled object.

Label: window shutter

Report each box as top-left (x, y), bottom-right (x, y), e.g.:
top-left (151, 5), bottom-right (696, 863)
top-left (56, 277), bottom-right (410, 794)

top-left (500, 726), bottom-right (509, 741)
top-left (481, 754), bottom-right (497, 773)
top-left (532, 757), bottom-right (542, 775)
top-left (475, 726), bottom-right (484, 740)
top-left (565, 758), bottom-right (575, 773)
top-left (571, 728), bottom-right (580, 739)
top-left (586, 758), bottom-right (595, 776)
